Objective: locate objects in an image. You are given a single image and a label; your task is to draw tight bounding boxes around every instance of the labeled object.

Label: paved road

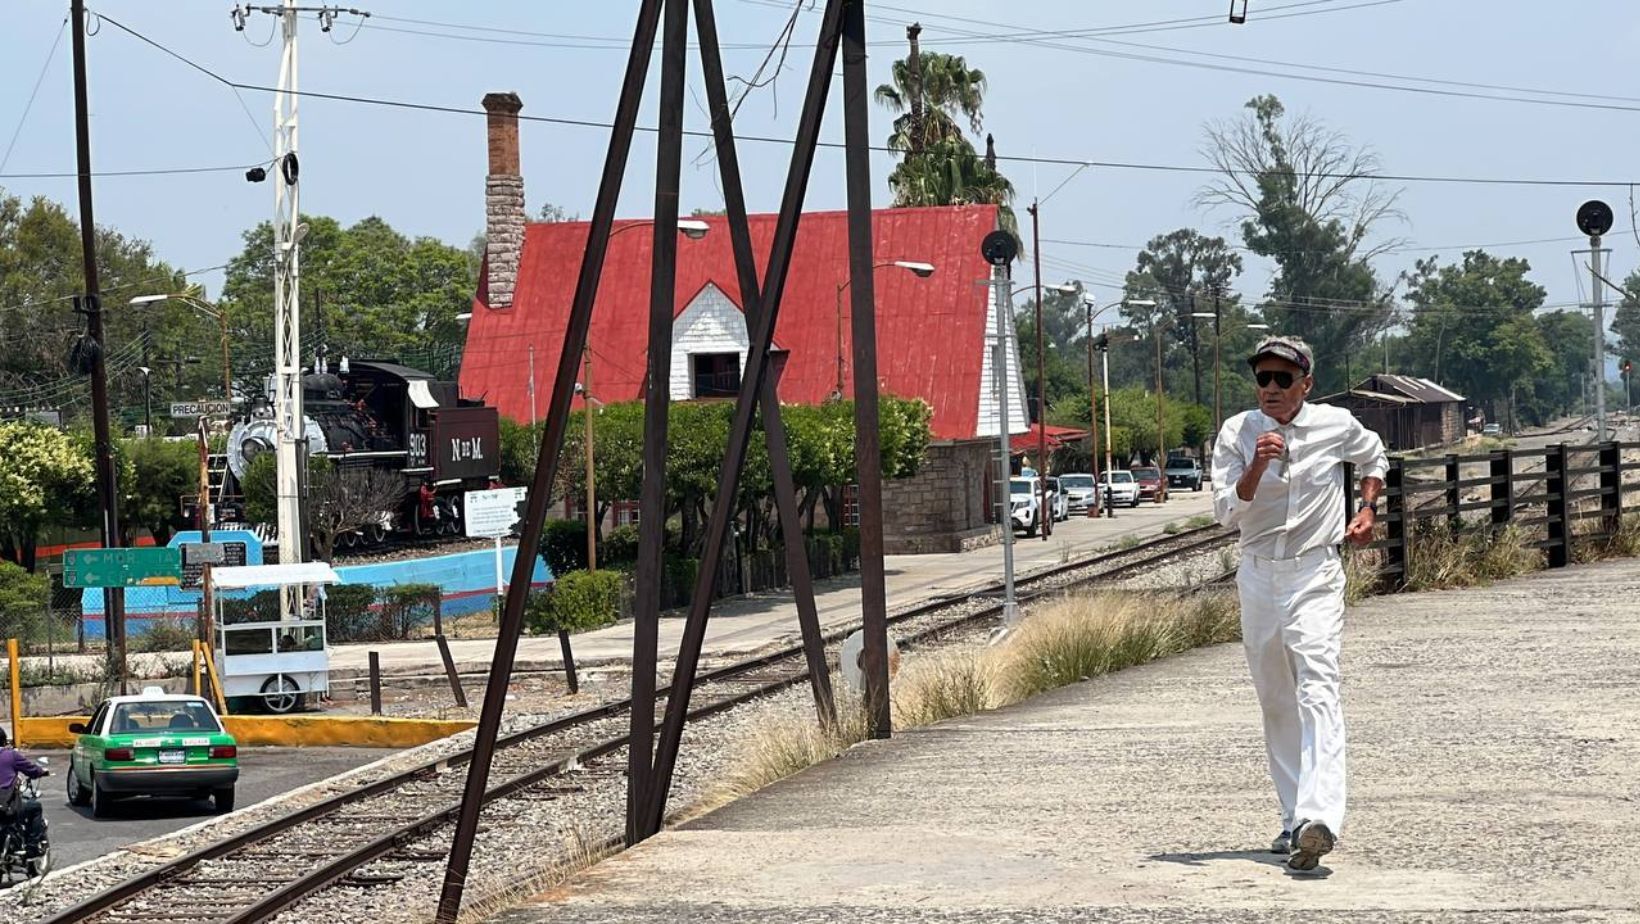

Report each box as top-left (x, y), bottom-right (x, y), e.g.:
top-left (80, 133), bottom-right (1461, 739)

top-left (26, 747), bottom-right (399, 871)
top-left (498, 557), bottom-right (1640, 923)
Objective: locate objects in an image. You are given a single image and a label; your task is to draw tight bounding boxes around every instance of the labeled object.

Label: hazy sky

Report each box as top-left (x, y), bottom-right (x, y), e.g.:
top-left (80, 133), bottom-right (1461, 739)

top-left (4, 0), bottom-right (1638, 320)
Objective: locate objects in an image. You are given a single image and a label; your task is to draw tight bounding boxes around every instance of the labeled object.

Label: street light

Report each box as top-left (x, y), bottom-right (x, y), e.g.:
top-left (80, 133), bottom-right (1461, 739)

top-left (1031, 281), bottom-right (1079, 538)
top-left (834, 260), bottom-right (937, 398)
top-left (1191, 309), bottom-right (1223, 437)
top-left (130, 293), bottom-right (232, 403)
top-left (136, 366), bottom-right (153, 436)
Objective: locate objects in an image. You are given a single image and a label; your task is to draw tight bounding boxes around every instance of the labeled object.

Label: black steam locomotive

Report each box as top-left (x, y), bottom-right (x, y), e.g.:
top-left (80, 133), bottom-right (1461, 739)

top-left (220, 359), bottom-right (501, 549)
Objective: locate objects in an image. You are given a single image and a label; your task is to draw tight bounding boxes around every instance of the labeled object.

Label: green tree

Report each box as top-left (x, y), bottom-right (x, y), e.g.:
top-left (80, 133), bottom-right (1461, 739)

top-left (0, 189), bottom-right (193, 423)
top-left (123, 438), bottom-right (199, 547)
top-left (221, 214), bottom-right (473, 386)
top-left (0, 559), bottom-right (49, 641)
top-left (0, 421), bottom-right (97, 570)
top-left (1197, 96), bottom-right (1400, 393)
top-left (1120, 229), bottom-right (1246, 407)
top-left (1609, 268), bottom-right (1640, 370)
top-left (1401, 251), bottom-right (1551, 416)
top-left (1524, 310), bottom-right (1594, 425)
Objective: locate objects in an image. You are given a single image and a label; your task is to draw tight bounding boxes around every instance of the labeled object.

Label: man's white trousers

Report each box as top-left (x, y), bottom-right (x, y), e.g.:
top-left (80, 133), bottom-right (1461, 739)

top-left (1237, 545), bottom-right (1347, 835)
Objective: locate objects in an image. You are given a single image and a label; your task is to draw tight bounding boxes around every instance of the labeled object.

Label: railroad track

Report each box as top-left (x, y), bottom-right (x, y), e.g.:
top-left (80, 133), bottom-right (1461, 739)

top-left (38, 522), bottom-right (1236, 924)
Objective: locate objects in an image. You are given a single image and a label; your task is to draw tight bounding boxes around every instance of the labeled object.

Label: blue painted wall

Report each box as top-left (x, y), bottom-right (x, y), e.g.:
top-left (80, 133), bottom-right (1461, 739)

top-left (81, 532), bottom-right (552, 638)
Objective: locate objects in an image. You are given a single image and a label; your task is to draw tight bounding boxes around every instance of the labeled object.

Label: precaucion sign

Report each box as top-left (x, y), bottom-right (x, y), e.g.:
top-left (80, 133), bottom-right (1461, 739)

top-left (170, 400), bottom-right (233, 418)
top-left (464, 487), bottom-right (527, 539)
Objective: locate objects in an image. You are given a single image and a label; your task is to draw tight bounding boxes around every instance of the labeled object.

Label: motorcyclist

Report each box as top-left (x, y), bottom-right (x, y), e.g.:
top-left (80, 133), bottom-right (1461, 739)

top-left (0, 729), bottom-right (48, 859)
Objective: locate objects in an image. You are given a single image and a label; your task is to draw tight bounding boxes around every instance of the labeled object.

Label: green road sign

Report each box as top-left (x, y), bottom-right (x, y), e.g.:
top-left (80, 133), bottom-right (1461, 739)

top-left (64, 547), bottom-right (183, 588)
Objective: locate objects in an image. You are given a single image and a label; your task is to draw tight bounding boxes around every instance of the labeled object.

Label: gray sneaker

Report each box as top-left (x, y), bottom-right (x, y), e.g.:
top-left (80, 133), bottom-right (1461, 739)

top-left (1287, 821), bottom-right (1335, 871)
top-left (1270, 830), bottom-right (1293, 854)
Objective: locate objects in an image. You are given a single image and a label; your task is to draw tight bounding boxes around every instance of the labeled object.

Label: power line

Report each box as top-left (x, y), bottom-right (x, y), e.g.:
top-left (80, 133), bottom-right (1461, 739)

top-left (0, 161), bottom-right (272, 179)
top-left (786, 0), bottom-right (1640, 116)
top-left (0, 15), bottom-right (68, 176)
top-left (83, 11), bottom-right (1640, 191)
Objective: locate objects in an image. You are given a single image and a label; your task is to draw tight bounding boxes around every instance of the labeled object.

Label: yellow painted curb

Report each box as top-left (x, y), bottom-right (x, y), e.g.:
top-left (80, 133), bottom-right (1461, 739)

top-left (18, 715), bottom-right (475, 750)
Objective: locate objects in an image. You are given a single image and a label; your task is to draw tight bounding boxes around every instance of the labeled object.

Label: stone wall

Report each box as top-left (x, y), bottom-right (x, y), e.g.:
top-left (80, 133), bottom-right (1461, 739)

top-left (883, 438), bottom-right (1000, 554)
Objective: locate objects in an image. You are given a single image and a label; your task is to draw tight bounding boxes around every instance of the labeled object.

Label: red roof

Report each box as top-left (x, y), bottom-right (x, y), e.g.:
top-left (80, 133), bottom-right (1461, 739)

top-left (1010, 422), bottom-right (1089, 453)
top-left (459, 205), bottom-right (1000, 440)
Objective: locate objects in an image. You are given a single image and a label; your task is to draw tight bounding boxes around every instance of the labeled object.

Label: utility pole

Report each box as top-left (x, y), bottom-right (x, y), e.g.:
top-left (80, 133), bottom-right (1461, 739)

top-left (1591, 235), bottom-right (1608, 441)
top-left (1100, 333), bottom-right (1117, 519)
top-left (527, 344), bottom-right (537, 427)
top-left (1029, 200), bottom-right (1050, 539)
top-left (1084, 300), bottom-right (1100, 517)
top-left (1155, 322), bottom-right (1168, 501)
top-left (583, 345), bottom-right (596, 572)
top-left (1212, 289), bottom-right (1222, 436)
top-left (70, 0), bottom-right (128, 693)
top-left (1575, 200), bottom-right (1614, 440)
top-left (235, 2), bottom-right (370, 589)
top-left (989, 263), bottom-right (1019, 626)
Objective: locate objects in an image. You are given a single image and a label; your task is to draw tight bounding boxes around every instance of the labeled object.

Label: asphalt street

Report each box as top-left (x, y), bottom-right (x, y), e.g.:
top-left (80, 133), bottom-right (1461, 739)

top-left (21, 746), bottom-right (400, 871)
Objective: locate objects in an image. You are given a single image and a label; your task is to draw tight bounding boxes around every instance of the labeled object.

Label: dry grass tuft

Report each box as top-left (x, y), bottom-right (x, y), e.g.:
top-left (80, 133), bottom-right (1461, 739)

top-left (1571, 514), bottom-right (1640, 564)
top-left (709, 588), bottom-right (1242, 808)
top-left (1404, 522), bottom-right (1542, 591)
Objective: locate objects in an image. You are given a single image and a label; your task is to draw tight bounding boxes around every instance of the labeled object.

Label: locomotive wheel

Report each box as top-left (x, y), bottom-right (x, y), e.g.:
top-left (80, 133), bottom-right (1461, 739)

top-left (340, 530), bottom-right (360, 550)
top-left (364, 522), bottom-right (386, 545)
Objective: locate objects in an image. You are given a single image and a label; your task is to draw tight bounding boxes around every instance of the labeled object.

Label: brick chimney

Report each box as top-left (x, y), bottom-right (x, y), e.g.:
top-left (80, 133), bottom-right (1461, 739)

top-left (482, 92), bottom-right (525, 310)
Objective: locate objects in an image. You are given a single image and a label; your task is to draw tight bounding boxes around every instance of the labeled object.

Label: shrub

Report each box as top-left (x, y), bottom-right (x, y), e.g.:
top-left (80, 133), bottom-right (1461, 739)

top-left (0, 560), bottom-right (49, 642)
top-left (134, 617), bottom-right (197, 653)
top-left (541, 519), bottom-right (589, 577)
top-left (527, 569), bottom-right (626, 635)
top-left (379, 582), bottom-right (441, 637)
top-left (602, 524), bottom-right (640, 567)
top-left (323, 583), bottom-right (380, 642)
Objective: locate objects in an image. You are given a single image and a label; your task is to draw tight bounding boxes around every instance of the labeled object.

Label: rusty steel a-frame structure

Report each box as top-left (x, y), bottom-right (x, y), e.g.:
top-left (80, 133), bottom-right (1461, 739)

top-left (436, 1), bottom-right (893, 919)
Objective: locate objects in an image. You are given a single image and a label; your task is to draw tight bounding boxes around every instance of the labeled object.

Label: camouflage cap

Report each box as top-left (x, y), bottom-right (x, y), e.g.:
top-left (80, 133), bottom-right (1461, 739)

top-left (1247, 336), bottom-right (1313, 375)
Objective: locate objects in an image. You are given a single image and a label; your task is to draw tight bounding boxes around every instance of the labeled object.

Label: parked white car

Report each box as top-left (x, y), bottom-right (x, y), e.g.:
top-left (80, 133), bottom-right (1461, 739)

top-left (1098, 470), bottom-right (1142, 508)
top-left (1059, 473), bottom-right (1099, 513)
top-left (1008, 477), bottom-right (1040, 536)
top-left (1044, 476), bottom-right (1070, 522)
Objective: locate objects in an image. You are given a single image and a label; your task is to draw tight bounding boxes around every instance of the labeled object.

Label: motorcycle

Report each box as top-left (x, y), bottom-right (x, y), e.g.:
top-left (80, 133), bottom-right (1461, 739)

top-left (0, 756), bottom-right (50, 885)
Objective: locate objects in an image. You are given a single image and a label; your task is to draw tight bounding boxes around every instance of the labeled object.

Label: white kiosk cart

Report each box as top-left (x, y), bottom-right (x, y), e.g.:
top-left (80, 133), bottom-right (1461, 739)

top-left (212, 562), bottom-right (338, 713)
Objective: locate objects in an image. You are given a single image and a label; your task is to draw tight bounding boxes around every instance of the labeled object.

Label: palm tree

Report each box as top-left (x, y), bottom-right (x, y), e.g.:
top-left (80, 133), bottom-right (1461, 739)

top-left (874, 52), bottom-right (988, 154)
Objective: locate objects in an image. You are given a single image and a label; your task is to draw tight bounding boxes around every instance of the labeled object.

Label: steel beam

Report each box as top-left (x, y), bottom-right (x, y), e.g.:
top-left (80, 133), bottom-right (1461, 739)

top-left (841, 0), bottom-right (893, 739)
top-left (434, 1), bottom-right (664, 919)
top-left (628, 0), bottom-right (691, 848)
top-left (641, 0), bottom-right (848, 839)
top-left (692, 0), bottom-right (836, 729)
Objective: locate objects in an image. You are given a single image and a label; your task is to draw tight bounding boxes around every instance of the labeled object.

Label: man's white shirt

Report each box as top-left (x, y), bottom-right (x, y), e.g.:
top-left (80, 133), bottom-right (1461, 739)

top-left (1211, 403), bottom-right (1388, 560)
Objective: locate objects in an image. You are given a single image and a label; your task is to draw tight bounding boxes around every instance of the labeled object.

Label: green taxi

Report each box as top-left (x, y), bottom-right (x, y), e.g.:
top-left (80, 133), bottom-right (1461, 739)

top-left (66, 688), bottom-right (239, 818)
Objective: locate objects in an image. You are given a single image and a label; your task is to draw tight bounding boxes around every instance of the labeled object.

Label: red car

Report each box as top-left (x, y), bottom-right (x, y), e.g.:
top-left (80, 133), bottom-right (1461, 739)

top-left (1130, 466), bottom-right (1164, 503)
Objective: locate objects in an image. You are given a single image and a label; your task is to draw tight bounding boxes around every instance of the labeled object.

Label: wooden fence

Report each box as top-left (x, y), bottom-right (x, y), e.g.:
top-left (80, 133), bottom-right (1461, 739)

top-left (1345, 440), bottom-right (1640, 587)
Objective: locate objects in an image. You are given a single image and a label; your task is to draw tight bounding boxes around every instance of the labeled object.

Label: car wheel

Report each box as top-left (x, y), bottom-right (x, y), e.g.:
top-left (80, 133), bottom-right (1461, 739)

top-left (1025, 514), bottom-right (1039, 537)
top-left (260, 674), bottom-right (304, 714)
top-left (213, 787), bottom-right (236, 814)
top-left (91, 771), bottom-right (114, 819)
top-left (66, 760), bottom-right (91, 807)
top-left (1130, 498), bottom-right (1140, 508)
top-left (1194, 482), bottom-right (1203, 492)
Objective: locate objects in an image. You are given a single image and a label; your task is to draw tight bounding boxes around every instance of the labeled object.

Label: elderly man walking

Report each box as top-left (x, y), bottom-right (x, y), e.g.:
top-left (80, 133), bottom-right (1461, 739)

top-left (1211, 336), bottom-right (1387, 872)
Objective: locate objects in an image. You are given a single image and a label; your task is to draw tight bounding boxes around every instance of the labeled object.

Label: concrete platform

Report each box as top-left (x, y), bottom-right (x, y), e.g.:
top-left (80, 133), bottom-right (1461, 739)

top-left (496, 557), bottom-right (1640, 923)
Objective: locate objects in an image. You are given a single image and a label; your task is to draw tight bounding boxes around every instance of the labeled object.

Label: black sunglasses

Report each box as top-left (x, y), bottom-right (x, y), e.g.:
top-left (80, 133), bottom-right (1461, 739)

top-left (1255, 370), bottom-right (1299, 389)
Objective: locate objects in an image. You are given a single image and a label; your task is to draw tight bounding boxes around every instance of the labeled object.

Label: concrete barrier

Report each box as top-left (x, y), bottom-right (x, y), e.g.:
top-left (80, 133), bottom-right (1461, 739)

top-left (18, 714), bottom-right (474, 750)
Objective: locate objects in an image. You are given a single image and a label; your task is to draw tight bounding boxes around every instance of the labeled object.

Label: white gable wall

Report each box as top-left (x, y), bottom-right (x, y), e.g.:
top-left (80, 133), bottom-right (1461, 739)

top-left (974, 273), bottom-right (1030, 437)
top-left (669, 283), bottom-right (747, 400)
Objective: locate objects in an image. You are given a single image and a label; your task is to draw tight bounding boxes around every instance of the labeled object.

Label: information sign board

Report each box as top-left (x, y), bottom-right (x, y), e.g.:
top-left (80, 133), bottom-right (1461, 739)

top-left (64, 548), bottom-right (183, 588)
top-left (464, 487), bottom-right (527, 539)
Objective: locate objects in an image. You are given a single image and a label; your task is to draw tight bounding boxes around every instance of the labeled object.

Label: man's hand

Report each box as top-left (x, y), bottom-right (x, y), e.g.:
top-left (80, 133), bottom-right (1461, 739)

top-left (1253, 431), bottom-right (1286, 466)
top-left (1344, 507), bottom-right (1375, 546)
